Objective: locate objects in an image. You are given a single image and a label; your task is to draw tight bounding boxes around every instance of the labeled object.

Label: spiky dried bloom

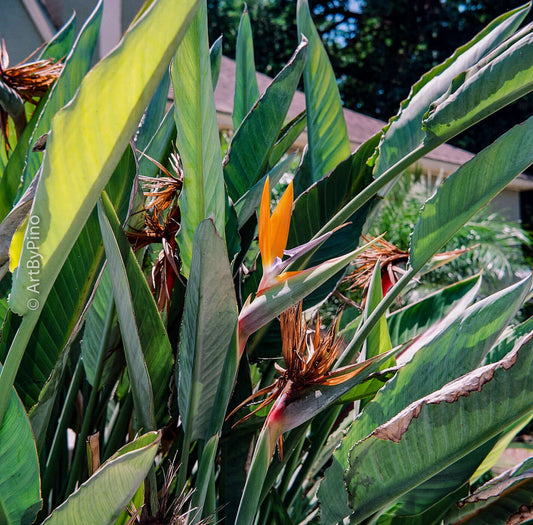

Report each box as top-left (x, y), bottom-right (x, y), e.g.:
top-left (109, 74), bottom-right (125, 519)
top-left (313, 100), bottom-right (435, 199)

top-left (343, 235), bottom-right (408, 295)
top-left (127, 152), bottom-right (183, 310)
top-left (0, 41), bottom-right (63, 102)
top-left (344, 235), bottom-right (468, 302)
top-left (134, 458), bottom-right (214, 525)
top-left (0, 40), bottom-right (63, 151)
top-left (229, 302), bottom-right (362, 428)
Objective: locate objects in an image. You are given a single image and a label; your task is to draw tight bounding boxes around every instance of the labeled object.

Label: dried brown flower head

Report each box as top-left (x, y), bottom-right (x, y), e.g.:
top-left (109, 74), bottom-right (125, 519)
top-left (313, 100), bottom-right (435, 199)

top-left (0, 40), bottom-right (63, 151)
top-left (343, 234), bottom-right (469, 304)
top-left (343, 235), bottom-right (409, 300)
top-left (127, 152), bottom-right (183, 310)
top-left (228, 302), bottom-right (364, 428)
top-left (0, 40), bottom-right (63, 102)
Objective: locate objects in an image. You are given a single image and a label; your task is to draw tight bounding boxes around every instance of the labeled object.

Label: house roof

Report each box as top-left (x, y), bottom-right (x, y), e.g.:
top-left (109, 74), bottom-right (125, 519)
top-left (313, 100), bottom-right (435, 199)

top-left (214, 56), bottom-right (533, 191)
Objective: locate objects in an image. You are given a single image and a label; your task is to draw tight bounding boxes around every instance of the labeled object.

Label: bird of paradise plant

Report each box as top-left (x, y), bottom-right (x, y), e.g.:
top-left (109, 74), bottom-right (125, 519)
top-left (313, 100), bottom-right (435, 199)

top-left (1, 1), bottom-right (533, 524)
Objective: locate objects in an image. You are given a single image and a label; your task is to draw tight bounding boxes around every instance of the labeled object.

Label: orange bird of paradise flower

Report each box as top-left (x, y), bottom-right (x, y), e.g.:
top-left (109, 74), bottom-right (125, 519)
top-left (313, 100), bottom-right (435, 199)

top-left (257, 176), bottom-right (297, 295)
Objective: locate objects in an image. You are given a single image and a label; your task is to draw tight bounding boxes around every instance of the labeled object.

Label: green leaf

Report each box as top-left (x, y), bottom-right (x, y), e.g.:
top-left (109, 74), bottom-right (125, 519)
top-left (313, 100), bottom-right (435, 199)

top-left (1, 146), bottom-right (135, 411)
top-left (319, 277), bottom-right (529, 523)
top-left (387, 275), bottom-right (482, 348)
top-left (135, 72), bottom-right (171, 154)
top-left (210, 35), bottom-right (223, 89)
top-left (471, 410), bottom-right (533, 483)
top-left (234, 154), bottom-right (296, 228)
top-left (9, 0), bottom-right (201, 316)
top-left (99, 191), bottom-right (174, 428)
top-left (344, 338), bottom-right (533, 523)
top-left (233, 6), bottom-right (259, 129)
top-left (373, 3), bottom-right (529, 179)
top-left (0, 385), bottom-right (41, 525)
top-left (177, 219), bottom-right (238, 442)
top-left (42, 432), bottom-right (159, 525)
top-left (223, 39), bottom-right (307, 202)
top-left (410, 115), bottom-right (533, 271)
top-left (80, 267), bottom-right (123, 389)
top-left (445, 456), bottom-right (533, 524)
top-left (171, 0), bottom-right (225, 278)
top-left (424, 28), bottom-right (533, 146)
top-left (288, 133), bottom-right (380, 259)
top-left (268, 110), bottom-right (306, 169)
top-left (294, 0), bottom-right (351, 193)
top-left (40, 13), bottom-right (77, 61)
top-left (0, 2), bottom-right (103, 221)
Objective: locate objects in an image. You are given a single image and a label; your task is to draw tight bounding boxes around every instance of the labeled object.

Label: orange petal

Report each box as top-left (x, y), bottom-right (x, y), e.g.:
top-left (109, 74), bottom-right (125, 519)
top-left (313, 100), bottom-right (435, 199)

top-left (275, 270), bottom-right (302, 284)
top-left (269, 181), bottom-right (293, 261)
top-left (259, 176), bottom-right (272, 268)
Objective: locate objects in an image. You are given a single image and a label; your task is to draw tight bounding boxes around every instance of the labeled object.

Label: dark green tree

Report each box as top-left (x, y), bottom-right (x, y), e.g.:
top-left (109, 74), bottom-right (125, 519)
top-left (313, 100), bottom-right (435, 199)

top-left (208, 0), bottom-right (532, 152)
top-left (326, 0), bottom-right (532, 152)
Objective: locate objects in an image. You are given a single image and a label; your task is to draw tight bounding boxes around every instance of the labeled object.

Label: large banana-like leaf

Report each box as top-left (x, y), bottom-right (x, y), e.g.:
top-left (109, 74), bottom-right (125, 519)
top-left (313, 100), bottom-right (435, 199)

top-left (0, 384), bottom-right (40, 525)
top-left (0, 2), bottom-right (102, 222)
top-left (373, 3), bottom-right (529, 178)
top-left (387, 275), bottom-right (482, 347)
top-left (223, 40), bottom-right (307, 202)
top-left (171, 0), bottom-right (225, 278)
top-left (177, 219), bottom-right (238, 442)
top-left (40, 14), bottom-right (77, 61)
top-left (98, 192), bottom-right (174, 429)
top-left (295, 0), bottom-right (350, 194)
top-left (319, 277), bottom-right (530, 523)
top-left (424, 29), bottom-right (533, 145)
top-left (344, 337), bottom-right (533, 523)
top-left (0, 147), bottom-right (135, 411)
top-left (9, 0), bottom-right (200, 316)
top-left (233, 6), bottom-right (259, 129)
top-left (42, 431), bottom-right (159, 525)
top-left (410, 115), bottom-right (533, 271)
top-left (288, 133), bottom-right (380, 279)
top-left (445, 456), bottom-right (533, 524)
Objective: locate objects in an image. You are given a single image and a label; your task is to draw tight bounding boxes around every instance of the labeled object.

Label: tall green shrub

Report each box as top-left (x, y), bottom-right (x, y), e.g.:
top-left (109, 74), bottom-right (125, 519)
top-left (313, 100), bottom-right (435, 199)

top-left (0, 1), bottom-right (532, 523)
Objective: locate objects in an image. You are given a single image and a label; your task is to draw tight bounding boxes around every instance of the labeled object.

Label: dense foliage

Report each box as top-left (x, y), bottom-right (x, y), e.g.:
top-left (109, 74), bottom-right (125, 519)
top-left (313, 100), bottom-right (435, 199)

top-left (208, 0), bottom-right (533, 152)
top-left (0, 0), bottom-right (533, 524)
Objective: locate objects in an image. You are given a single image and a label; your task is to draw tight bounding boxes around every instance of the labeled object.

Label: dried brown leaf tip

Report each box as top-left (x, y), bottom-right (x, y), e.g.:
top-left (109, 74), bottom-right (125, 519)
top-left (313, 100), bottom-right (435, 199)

top-left (228, 301), bottom-right (362, 428)
top-left (127, 152), bottom-right (183, 311)
top-left (0, 40), bottom-right (63, 151)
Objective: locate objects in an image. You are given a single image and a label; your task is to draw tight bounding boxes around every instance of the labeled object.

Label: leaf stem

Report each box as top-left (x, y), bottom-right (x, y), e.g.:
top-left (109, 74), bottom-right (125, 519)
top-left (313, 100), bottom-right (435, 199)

top-left (41, 357), bottom-right (84, 505)
top-left (0, 310), bottom-right (40, 425)
top-left (235, 426), bottom-right (273, 525)
top-left (314, 144), bottom-right (430, 240)
top-left (65, 298), bottom-right (116, 496)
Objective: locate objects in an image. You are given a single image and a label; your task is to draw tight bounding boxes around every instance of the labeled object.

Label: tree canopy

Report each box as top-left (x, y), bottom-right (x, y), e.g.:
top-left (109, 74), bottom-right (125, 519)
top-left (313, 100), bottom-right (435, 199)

top-left (208, 0), bottom-right (532, 152)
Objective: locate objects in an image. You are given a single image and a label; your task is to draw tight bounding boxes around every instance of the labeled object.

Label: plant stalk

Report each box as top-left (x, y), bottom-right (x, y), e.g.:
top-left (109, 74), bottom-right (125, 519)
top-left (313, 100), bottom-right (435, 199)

top-left (0, 310), bottom-right (40, 425)
top-left (41, 357), bottom-right (84, 503)
top-left (64, 298), bottom-right (116, 496)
